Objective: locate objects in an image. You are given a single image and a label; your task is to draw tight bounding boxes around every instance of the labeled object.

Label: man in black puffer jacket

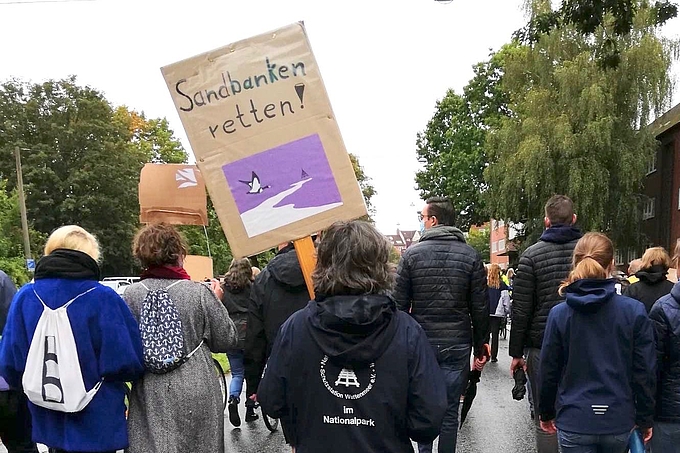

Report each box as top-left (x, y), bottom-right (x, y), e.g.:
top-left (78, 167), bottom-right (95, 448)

top-left (509, 194), bottom-right (582, 453)
top-left (244, 243), bottom-right (311, 422)
top-left (394, 196), bottom-right (489, 453)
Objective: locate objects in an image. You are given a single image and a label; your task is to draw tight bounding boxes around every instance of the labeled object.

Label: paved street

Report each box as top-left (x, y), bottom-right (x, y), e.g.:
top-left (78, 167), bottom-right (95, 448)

top-left (0, 328), bottom-right (537, 453)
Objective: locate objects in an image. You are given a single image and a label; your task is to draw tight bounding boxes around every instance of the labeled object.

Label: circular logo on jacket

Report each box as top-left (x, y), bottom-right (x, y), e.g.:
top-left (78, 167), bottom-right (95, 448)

top-left (319, 355), bottom-right (376, 400)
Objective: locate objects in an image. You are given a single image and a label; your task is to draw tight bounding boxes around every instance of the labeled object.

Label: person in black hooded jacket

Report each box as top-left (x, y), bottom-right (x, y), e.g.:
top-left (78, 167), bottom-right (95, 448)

top-left (258, 220), bottom-right (447, 453)
top-left (624, 246), bottom-right (674, 313)
top-left (539, 232), bottom-right (656, 451)
top-left (244, 242), bottom-right (311, 422)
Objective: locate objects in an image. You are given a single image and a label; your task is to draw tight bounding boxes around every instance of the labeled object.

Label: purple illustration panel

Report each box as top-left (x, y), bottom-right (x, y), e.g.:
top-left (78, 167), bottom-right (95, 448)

top-left (222, 134), bottom-right (343, 238)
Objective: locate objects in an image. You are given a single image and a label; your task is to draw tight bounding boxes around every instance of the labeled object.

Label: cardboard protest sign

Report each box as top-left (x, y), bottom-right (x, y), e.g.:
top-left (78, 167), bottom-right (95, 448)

top-left (139, 163), bottom-right (208, 226)
top-left (183, 255), bottom-right (214, 281)
top-left (161, 22), bottom-right (367, 258)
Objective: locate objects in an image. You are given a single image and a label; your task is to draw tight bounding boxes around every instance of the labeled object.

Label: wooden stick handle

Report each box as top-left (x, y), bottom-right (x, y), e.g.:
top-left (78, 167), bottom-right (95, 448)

top-left (294, 236), bottom-right (317, 300)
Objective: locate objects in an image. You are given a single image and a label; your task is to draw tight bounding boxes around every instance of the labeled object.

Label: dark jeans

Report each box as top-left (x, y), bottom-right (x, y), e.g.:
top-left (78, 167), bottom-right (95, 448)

top-left (488, 316), bottom-right (502, 360)
top-left (652, 421), bottom-right (680, 453)
top-left (527, 347), bottom-right (559, 453)
top-left (418, 344), bottom-right (470, 453)
top-left (557, 430), bottom-right (629, 453)
top-left (0, 390), bottom-right (38, 453)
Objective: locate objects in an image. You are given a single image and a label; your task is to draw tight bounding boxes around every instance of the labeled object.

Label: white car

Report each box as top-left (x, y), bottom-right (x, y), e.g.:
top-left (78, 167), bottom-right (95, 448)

top-left (100, 277), bottom-right (140, 296)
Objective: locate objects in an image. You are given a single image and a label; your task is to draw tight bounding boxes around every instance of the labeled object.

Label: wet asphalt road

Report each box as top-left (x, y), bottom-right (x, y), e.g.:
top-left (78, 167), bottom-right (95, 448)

top-left (223, 329), bottom-right (537, 453)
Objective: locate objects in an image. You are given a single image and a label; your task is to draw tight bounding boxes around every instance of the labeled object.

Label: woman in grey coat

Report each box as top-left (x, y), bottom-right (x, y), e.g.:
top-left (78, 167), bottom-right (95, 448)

top-left (123, 223), bottom-right (237, 453)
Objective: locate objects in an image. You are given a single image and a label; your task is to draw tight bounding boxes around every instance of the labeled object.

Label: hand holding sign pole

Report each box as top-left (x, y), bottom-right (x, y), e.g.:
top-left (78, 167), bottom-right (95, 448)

top-left (161, 23), bottom-right (367, 263)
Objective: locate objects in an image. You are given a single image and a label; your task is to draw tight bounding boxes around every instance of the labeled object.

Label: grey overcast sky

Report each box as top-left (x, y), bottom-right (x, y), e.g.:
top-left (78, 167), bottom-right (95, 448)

top-left (1, 0), bottom-right (679, 234)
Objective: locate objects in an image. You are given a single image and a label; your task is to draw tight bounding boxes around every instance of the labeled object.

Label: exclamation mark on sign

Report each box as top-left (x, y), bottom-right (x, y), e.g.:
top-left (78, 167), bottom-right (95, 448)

top-left (295, 83), bottom-right (305, 109)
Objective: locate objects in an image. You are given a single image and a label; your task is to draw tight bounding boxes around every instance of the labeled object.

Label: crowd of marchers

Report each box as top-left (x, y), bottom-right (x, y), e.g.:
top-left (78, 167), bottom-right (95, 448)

top-left (0, 194), bottom-right (679, 453)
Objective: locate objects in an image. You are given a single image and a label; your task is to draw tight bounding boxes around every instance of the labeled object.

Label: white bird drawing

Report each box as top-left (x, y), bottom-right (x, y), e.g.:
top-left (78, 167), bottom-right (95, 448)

top-left (239, 171), bottom-right (271, 194)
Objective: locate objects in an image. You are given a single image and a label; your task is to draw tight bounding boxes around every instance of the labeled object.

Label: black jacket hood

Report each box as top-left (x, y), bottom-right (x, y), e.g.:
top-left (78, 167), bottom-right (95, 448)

top-left (540, 224), bottom-right (583, 244)
top-left (267, 246), bottom-right (306, 290)
top-left (636, 265), bottom-right (669, 285)
top-left (307, 294), bottom-right (399, 367)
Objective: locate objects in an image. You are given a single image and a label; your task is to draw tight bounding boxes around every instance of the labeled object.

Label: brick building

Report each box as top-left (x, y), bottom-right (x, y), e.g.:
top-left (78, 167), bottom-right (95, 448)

top-left (639, 103), bottom-right (680, 257)
top-left (489, 219), bottom-right (521, 269)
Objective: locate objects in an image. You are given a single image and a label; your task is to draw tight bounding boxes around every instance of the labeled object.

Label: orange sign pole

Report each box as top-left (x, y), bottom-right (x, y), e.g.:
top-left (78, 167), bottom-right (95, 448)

top-left (293, 236), bottom-right (316, 300)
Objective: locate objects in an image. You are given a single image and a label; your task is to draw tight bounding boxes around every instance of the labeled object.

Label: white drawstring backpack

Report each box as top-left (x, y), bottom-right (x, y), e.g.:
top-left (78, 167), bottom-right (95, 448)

top-left (22, 286), bottom-right (103, 412)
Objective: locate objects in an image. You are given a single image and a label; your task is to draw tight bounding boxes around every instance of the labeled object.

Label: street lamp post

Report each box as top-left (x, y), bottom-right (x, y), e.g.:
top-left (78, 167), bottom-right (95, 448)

top-left (14, 146), bottom-right (32, 262)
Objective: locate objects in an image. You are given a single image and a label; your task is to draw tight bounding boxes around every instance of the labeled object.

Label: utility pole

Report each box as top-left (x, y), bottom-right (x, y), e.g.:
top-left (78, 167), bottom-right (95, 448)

top-left (14, 146), bottom-right (31, 262)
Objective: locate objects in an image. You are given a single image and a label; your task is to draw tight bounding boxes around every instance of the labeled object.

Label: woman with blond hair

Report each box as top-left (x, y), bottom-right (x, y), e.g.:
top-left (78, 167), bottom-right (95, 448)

top-left (487, 263), bottom-right (510, 363)
top-left (538, 232), bottom-right (656, 452)
top-left (0, 225), bottom-right (144, 453)
top-left (624, 246), bottom-right (674, 313)
top-left (123, 223), bottom-right (236, 453)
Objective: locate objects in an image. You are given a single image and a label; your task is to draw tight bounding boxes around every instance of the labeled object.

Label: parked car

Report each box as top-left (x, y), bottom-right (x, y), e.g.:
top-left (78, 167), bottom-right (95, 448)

top-left (100, 277), bottom-right (140, 296)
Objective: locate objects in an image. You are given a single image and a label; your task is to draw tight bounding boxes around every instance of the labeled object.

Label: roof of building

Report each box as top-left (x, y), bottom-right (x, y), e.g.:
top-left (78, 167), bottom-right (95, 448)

top-left (399, 230), bottom-right (417, 242)
top-left (650, 102), bottom-right (680, 138)
top-left (386, 235), bottom-right (405, 246)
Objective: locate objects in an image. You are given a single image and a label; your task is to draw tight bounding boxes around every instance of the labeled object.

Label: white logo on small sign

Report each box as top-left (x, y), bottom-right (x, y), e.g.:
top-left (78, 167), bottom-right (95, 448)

top-left (176, 168), bottom-right (198, 189)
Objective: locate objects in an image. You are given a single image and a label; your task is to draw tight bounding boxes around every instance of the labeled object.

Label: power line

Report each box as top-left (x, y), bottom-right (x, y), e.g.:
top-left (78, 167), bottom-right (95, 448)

top-left (0, 0), bottom-right (95, 5)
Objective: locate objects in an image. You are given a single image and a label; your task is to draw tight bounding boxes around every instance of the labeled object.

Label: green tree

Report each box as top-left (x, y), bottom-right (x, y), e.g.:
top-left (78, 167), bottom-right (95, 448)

top-left (0, 77), bottom-right (192, 276)
top-left (467, 227), bottom-right (491, 262)
top-left (349, 153), bottom-right (377, 220)
top-left (485, 1), bottom-right (677, 247)
top-left (415, 47), bottom-right (512, 230)
top-left (415, 91), bottom-right (487, 230)
top-left (516, 0), bottom-right (678, 68)
top-left (0, 182), bottom-right (44, 285)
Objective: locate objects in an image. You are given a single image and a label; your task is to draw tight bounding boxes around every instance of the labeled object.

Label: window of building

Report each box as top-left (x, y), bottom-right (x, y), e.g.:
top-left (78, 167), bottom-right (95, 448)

top-left (643, 197), bottom-right (655, 220)
top-left (646, 152), bottom-right (658, 175)
top-left (498, 239), bottom-right (505, 252)
top-left (491, 241), bottom-right (498, 253)
top-left (498, 220), bottom-right (505, 228)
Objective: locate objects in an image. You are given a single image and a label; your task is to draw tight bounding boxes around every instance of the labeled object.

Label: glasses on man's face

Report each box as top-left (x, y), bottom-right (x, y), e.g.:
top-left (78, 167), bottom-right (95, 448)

top-left (418, 214), bottom-right (431, 222)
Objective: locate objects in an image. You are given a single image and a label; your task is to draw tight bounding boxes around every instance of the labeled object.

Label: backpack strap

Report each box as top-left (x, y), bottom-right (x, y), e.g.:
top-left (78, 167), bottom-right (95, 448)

top-left (186, 339), bottom-right (205, 359)
top-left (139, 280), bottom-right (183, 292)
top-left (33, 286), bottom-right (98, 311)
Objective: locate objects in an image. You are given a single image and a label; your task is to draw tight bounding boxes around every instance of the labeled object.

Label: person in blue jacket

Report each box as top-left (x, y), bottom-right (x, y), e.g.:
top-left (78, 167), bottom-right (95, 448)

top-left (538, 232), bottom-right (656, 452)
top-left (258, 220), bottom-right (447, 453)
top-left (0, 225), bottom-right (144, 453)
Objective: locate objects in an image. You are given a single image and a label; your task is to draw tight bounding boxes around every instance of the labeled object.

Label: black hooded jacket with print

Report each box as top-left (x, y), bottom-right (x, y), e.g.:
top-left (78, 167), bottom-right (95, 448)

top-left (258, 294), bottom-right (447, 453)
